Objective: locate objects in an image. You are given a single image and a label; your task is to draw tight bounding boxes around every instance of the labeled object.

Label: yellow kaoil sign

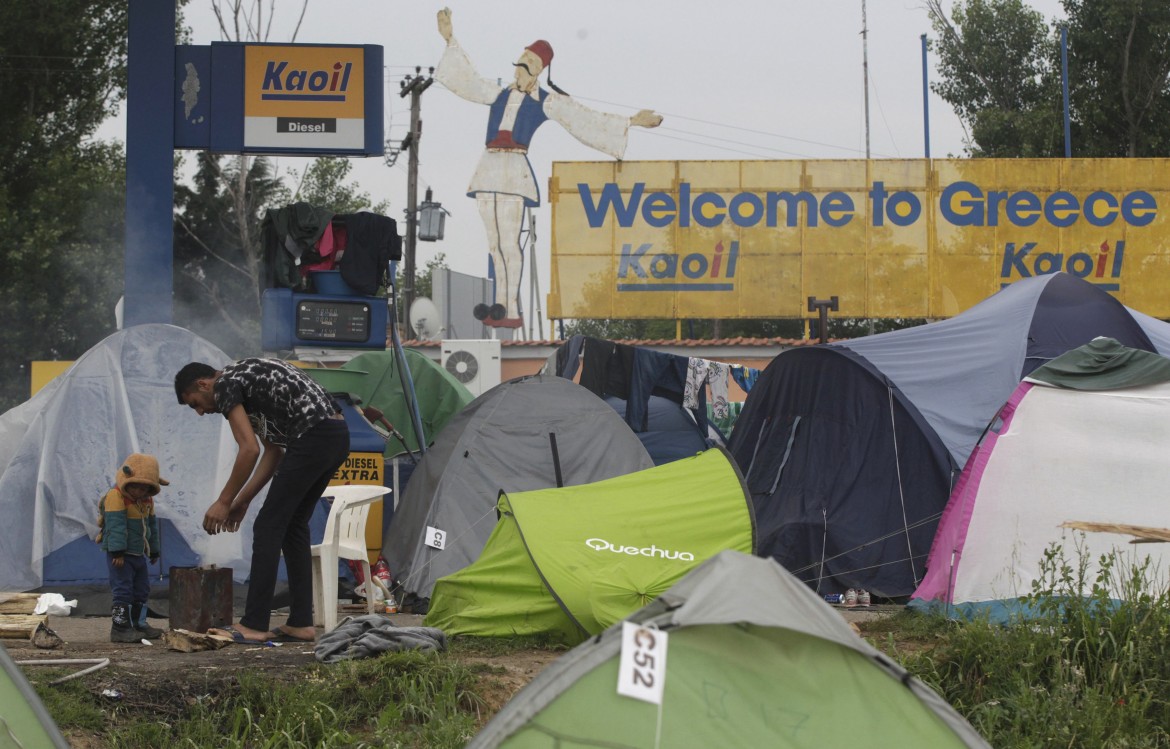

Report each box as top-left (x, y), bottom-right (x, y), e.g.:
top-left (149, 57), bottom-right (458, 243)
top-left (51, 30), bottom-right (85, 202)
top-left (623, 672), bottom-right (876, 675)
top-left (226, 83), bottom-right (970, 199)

top-left (244, 45), bottom-right (365, 150)
top-left (548, 159), bottom-right (1170, 319)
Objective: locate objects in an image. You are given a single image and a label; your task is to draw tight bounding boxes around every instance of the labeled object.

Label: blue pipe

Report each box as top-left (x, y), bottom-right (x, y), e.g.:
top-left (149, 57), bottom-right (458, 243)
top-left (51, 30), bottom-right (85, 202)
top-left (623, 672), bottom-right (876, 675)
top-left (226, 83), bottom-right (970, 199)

top-left (388, 262), bottom-right (427, 456)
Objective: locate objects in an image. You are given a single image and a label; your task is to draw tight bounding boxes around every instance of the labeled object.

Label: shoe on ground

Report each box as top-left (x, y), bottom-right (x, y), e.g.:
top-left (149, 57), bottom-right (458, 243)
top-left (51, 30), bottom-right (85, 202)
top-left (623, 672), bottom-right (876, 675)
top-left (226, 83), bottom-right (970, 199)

top-left (110, 626), bottom-right (141, 643)
top-left (858, 589), bottom-right (872, 607)
top-left (843, 588), bottom-right (859, 608)
top-left (136, 622), bottom-right (165, 639)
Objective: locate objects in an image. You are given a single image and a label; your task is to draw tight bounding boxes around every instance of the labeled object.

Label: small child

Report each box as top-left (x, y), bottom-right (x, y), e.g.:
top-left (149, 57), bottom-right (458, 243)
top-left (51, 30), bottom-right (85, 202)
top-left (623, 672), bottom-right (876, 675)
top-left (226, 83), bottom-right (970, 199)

top-left (96, 453), bottom-right (168, 643)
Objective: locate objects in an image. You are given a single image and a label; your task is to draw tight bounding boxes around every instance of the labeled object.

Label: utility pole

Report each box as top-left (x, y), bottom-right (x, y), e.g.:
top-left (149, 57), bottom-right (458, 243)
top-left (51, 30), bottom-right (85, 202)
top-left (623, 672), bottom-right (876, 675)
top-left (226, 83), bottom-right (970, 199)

top-left (400, 66), bottom-right (434, 334)
top-left (861, 0), bottom-right (871, 159)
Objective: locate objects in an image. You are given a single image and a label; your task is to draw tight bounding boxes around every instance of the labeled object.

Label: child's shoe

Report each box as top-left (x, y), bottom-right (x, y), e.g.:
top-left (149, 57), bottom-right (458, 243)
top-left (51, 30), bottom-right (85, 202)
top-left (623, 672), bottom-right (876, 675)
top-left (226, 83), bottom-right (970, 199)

top-left (110, 604), bottom-right (140, 643)
top-left (843, 588), bottom-right (859, 608)
top-left (132, 603), bottom-right (164, 639)
top-left (857, 589), bottom-right (872, 608)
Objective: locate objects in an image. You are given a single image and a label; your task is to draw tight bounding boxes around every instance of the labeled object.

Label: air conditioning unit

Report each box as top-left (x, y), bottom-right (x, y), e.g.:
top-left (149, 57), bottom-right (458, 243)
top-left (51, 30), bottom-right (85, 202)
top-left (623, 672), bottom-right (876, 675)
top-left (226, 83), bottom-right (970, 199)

top-left (441, 339), bottom-right (501, 397)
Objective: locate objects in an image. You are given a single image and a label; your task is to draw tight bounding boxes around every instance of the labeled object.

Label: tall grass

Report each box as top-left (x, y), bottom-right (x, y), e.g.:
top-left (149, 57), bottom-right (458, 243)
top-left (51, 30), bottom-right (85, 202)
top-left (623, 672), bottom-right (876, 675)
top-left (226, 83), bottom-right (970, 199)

top-left (893, 540), bottom-right (1170, 748)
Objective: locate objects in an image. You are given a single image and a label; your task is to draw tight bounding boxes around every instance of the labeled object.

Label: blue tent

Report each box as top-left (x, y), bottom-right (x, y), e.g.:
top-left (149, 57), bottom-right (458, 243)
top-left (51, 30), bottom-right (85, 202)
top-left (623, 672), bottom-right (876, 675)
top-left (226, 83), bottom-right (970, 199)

top-left (729, 273), bottom-right (1170, 599)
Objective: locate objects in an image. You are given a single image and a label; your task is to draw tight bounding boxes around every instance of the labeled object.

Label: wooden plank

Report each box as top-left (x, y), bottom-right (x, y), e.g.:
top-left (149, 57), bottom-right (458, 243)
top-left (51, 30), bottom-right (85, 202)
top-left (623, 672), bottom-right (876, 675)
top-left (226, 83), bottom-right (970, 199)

top-left (1061, 521), bottom-right (1170, 544)
top-left (0, 593), bottom-right (41, 615)
top-left (0, 614), bottom-right (48, 639)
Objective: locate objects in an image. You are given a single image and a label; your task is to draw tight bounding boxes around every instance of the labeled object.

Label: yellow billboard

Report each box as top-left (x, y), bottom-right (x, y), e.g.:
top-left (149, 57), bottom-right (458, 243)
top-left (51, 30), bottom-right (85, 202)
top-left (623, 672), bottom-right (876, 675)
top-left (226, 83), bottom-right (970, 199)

top-left (548, 159), bottom-right (1170, 319)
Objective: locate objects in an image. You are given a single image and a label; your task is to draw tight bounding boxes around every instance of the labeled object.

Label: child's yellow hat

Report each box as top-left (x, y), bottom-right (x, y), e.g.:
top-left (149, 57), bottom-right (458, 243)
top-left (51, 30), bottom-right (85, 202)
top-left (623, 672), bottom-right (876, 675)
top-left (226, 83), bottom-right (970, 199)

top-left (116, 453), bottom-right (170, 496)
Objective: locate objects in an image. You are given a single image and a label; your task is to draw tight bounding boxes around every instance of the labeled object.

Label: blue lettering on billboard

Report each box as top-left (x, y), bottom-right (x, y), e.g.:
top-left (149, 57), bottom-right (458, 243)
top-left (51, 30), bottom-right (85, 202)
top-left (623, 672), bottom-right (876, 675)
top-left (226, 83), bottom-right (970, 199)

top-left (1000, 240), bottom-right (1124, 291)
top-left (617, 241), bottom-right (739, 291)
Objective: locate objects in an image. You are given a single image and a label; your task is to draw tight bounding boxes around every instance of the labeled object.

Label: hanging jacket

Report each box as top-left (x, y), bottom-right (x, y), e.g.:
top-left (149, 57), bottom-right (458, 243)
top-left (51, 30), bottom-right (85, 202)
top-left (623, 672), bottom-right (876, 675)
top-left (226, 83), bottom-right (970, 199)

top-left (337, 212), bottom-right (401, 296)
top-left (261, 202), bottom-right (335, 291)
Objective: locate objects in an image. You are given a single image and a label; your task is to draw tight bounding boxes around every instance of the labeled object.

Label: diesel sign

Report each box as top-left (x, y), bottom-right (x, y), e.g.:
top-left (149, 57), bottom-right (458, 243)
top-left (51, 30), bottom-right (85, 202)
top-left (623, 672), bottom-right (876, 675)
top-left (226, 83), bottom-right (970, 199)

top-left (277, 117), bottom-right (337, 133)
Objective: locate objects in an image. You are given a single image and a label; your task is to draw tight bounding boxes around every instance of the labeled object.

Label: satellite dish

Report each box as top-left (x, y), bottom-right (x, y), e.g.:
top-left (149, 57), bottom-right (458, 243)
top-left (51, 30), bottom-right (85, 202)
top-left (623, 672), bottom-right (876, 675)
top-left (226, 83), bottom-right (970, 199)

top-left (409, 297), bottom-right (443, 340)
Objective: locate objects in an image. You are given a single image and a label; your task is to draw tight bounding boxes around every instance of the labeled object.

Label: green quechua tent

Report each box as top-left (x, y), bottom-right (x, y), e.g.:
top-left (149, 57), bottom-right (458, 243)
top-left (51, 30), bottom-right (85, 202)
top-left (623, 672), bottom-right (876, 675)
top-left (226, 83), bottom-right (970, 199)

top-left (468, 550), bottom-right (991, 749)
top-left (425, 448), bottom-right (756, 643)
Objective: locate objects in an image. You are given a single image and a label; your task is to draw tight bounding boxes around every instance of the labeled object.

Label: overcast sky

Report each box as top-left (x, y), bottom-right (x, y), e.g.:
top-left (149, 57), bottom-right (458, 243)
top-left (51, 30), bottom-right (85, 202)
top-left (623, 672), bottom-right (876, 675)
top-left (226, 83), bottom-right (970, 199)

top-left (104, 0), bottom-right (1067, 329)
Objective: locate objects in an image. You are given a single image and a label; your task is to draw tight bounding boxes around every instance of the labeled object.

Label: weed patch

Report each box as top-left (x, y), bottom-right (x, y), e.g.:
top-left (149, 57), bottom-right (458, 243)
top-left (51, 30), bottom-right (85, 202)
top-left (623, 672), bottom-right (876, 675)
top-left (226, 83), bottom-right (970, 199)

top-left (895, 541), bottom-right (1170, 748)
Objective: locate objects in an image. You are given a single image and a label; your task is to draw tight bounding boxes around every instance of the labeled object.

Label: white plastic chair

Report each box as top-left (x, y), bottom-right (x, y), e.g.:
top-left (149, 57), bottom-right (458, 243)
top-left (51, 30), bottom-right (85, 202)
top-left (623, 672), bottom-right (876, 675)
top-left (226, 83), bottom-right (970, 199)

top-left (311, 485), bottom-right (392, 632)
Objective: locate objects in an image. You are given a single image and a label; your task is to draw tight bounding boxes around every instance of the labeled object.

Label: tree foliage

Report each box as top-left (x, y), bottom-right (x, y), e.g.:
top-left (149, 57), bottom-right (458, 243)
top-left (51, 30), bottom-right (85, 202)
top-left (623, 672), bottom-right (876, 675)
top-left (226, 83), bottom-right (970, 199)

top-left (289, 157), bottom-right (389, 215)
top-left (173, 153), bottom-right (289, 356)
top-left (0, 1), bottom-right (130, 409)
top-left (1064, 0), bottom-right (1170, 157)
top-left (927, 0), bottom-right (1170, 157)
top-left (927, 0), bottom-right (1064, 156)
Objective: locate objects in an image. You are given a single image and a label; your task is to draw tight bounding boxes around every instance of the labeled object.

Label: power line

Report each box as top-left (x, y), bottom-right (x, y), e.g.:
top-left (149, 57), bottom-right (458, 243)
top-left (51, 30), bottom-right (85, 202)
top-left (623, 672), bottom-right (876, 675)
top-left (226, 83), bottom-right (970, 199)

top-left (658, 126), bottom-right (817, 158)
top-left (639, 129), bottom-right (792, 159)
top-left (868, 64), bottom-right (903, 157)
top-left (576, 94), bottom-right (896, 157)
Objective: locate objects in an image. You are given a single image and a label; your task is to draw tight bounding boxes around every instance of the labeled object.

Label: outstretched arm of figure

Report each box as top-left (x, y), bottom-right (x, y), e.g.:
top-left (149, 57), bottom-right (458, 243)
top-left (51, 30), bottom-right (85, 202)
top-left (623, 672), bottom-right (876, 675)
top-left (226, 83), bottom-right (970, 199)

top-left (545, 95), bottom-right (666, 160)
top-left (434, 8), bottom-right (499, 105)
top-left (631, 110), bottom-right (664, 128)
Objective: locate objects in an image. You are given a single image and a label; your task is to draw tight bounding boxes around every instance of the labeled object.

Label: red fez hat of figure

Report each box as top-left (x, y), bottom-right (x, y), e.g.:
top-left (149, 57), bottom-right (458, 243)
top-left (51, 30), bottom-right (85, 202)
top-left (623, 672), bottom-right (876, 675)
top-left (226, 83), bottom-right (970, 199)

top-left (525, 40), bottom-right (554, 70)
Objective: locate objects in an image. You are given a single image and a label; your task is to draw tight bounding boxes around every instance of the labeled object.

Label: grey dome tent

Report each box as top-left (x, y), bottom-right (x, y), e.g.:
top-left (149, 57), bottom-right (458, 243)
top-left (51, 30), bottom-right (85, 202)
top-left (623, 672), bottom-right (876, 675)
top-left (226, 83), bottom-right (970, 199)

top-left (382, 374), bottom-right (654, 605)
top-left (468, 550), bottom-right (990, 749)
top-left (728, 273), bottom-right (1170, 599)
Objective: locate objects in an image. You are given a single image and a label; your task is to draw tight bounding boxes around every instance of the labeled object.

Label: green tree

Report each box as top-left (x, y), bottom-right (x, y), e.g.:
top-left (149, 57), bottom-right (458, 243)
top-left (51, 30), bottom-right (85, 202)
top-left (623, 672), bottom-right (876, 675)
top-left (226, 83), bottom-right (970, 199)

top-left (0, 1), bottom-right (130, 409)
top-left (289, 157), bottom-right (389, 215)
top-left (927, 0), bottom-right (1170, 158)
top-left (1064, 0), bottom-right (1170, 157)
top-left (926, 0), bottom-right (1064, 157)
top-left (173, 152), bottom-right (289, 356)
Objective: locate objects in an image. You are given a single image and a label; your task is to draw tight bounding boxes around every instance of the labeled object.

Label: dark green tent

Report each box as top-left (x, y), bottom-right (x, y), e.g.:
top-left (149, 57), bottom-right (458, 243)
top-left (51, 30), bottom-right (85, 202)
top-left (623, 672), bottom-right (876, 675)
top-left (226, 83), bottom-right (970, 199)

top-left (303, 348), bottom-right (471, 456)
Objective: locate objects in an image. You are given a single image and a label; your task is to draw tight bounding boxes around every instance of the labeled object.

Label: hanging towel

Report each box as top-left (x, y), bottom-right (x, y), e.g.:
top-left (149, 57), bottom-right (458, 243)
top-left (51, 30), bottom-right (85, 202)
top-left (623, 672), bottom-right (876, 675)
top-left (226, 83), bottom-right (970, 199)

top-left (685, 357), bottom-right (731, 420)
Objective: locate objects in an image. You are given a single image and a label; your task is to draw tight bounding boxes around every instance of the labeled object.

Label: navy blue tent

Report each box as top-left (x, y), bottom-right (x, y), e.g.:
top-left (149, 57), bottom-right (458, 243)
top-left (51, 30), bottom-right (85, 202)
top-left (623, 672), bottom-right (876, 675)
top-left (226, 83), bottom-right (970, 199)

top-left (729, 273), bottom-right (1170, 598)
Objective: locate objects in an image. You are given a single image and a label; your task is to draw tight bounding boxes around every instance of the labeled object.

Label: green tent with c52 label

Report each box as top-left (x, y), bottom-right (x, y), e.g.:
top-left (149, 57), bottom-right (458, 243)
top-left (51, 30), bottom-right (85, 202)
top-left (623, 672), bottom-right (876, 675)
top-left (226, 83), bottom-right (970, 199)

top-left (467, 551), bottom-right (990, 749)
top-left (424, 448), bottom-right (756, 644)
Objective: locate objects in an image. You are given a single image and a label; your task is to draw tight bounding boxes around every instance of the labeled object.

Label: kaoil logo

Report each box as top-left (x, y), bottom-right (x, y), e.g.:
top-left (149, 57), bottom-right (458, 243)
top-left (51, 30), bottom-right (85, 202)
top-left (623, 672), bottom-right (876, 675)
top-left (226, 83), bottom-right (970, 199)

top-left (1001, 240), bottom-right (1124, 290)
top-left (617, 240), bottom-right (738, 292)
top-left (261, 60), bottom-right (353, 102)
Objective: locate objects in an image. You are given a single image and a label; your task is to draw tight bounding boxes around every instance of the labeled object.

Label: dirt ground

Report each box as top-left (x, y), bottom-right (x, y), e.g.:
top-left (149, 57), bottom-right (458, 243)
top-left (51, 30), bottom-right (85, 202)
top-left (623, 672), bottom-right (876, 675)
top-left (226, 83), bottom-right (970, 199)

top-left (3, 604), bottom-right (893, 742)
top-left (4, 609), bottom-right (562, 730)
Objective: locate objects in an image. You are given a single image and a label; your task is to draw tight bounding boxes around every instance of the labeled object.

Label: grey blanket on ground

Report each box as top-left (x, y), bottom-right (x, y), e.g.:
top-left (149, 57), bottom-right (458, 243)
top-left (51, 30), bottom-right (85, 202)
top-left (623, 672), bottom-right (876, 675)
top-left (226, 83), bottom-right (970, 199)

top-left (314, 614), bottom-right (448, 663)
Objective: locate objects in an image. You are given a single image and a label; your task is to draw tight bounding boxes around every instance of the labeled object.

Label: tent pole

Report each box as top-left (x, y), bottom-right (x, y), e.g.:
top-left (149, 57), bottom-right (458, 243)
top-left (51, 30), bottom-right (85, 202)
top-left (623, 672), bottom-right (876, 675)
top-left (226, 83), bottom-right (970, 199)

top-left (388, 262), bottom-right (427, 456)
